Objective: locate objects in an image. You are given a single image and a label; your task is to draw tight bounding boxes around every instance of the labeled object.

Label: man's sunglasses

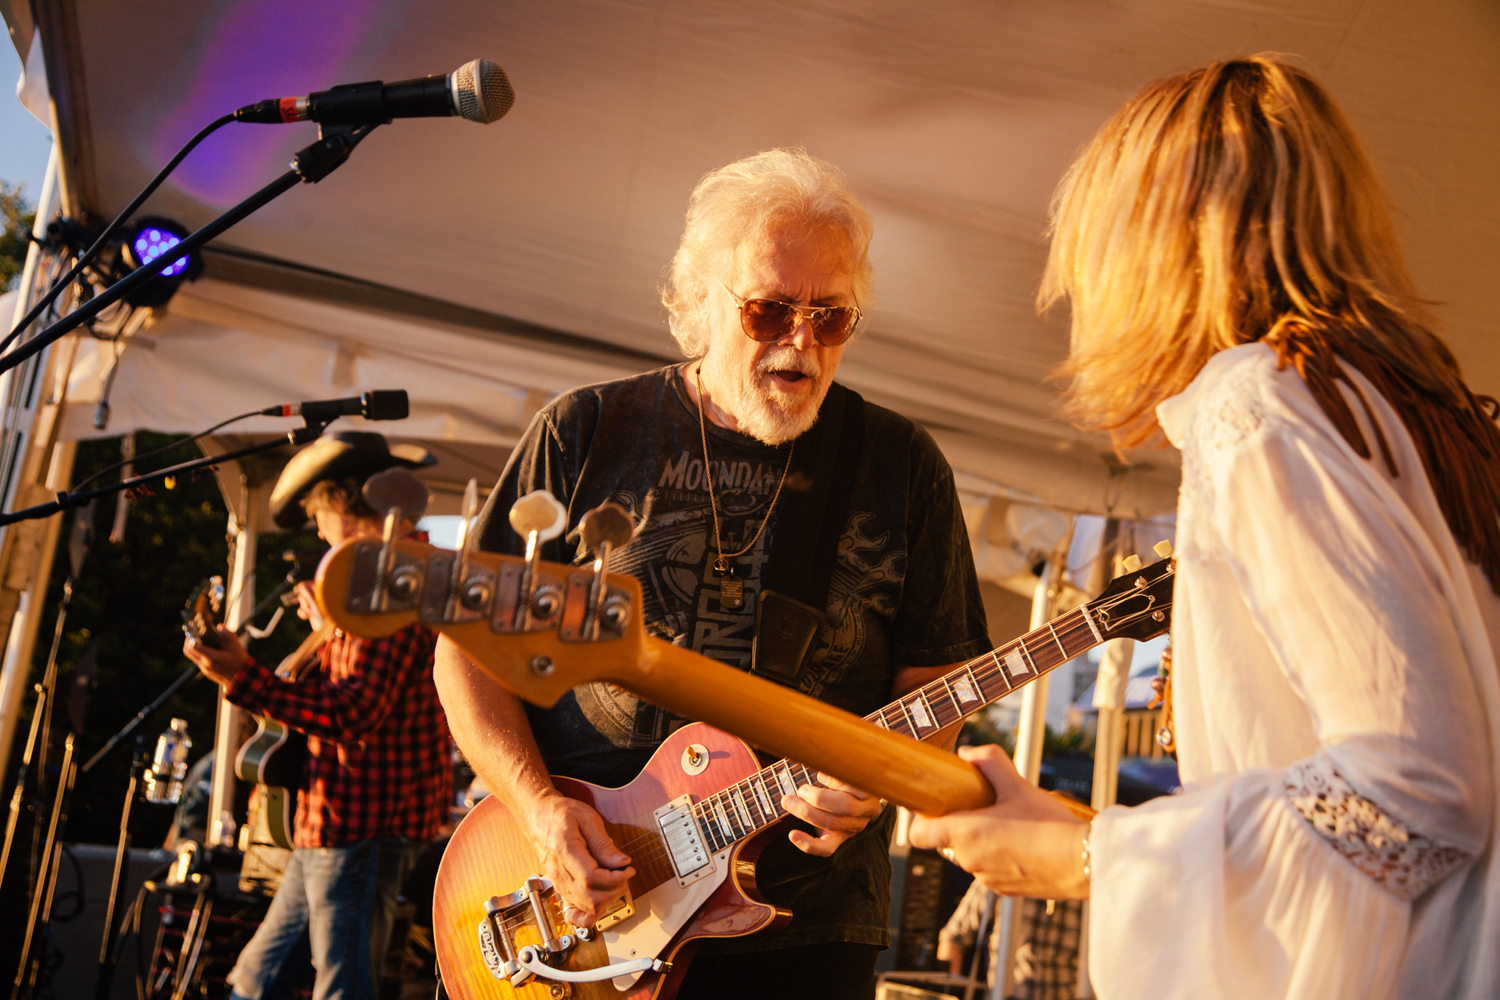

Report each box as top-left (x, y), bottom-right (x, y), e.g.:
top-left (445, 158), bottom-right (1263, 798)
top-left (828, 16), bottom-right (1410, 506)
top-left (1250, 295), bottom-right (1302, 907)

top-left (722, 283), bottom-right (862, 347)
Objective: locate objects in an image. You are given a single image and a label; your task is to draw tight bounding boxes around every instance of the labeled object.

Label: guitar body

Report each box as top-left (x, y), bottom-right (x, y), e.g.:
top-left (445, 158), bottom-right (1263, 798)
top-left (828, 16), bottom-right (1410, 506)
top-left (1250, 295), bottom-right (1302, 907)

top-left (235, 716), bottom-right (307, 851)
top-left (434, 724), bottom-right (791, 1000)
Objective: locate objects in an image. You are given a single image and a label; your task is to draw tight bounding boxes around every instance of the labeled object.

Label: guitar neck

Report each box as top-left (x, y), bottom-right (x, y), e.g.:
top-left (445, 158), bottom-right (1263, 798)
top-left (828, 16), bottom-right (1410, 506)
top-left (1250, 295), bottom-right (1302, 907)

top-left (687, 605), bottom-right (1113, 854)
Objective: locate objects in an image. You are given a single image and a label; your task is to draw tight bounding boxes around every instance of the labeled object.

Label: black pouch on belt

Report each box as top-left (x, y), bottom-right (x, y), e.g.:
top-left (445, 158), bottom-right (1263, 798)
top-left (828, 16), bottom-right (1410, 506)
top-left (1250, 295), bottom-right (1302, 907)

top-left (751, 382), bottom-right (864, 685)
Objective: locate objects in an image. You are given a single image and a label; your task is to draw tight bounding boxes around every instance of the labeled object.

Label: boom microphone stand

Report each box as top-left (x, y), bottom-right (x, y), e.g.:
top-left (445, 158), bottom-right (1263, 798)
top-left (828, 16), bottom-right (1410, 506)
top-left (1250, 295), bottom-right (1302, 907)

top-left (0, 121), bottom-right (380, 382)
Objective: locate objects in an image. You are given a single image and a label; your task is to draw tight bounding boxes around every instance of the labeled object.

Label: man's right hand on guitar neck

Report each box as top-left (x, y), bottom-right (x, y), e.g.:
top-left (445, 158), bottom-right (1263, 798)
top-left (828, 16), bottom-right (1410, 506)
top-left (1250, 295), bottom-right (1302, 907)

top-left (529, 792), bottom-right (636, 928)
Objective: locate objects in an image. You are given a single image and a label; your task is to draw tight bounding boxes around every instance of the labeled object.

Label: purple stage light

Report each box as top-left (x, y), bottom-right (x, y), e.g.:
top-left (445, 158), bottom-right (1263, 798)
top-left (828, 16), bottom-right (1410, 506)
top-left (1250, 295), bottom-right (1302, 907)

top-left (132, 225), bottom-right (190, 277)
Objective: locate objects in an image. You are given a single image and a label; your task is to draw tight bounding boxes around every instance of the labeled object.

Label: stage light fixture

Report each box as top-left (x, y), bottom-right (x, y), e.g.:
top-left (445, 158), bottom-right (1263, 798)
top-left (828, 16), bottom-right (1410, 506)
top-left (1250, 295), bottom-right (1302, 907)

top-left (121, 216), bottom-right (203, 307)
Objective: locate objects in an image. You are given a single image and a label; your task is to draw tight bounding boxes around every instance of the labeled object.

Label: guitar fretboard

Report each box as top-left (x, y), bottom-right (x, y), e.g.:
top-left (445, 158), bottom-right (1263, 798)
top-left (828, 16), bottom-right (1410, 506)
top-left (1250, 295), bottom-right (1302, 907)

top-left (688, 606), bottom-right (1105, 853)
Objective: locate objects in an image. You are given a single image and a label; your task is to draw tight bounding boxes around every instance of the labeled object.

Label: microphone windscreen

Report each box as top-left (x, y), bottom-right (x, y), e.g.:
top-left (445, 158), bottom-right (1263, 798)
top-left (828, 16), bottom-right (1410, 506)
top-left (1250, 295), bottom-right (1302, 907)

top-left (452, 59), bottom-right (515, 124)
top-left (361, 390), bottom-right (409, 421)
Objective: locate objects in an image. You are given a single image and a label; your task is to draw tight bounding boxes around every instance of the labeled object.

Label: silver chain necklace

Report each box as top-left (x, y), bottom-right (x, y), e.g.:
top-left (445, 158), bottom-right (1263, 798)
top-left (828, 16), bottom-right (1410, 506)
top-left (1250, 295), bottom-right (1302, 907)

top-left (692, 365), bottom-right (794, 610)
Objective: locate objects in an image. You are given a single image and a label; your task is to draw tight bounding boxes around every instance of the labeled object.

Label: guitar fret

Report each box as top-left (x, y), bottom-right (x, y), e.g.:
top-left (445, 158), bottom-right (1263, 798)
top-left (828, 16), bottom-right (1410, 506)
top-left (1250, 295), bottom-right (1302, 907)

top-left (908, 691), bottom-right (934, 730)
top-left (774, 763), bottom-right (798, 797)
top-left (713, 798), bottom-right (737, 840)
top-left (696, 803), bottom-right (725, 852)
top-left (938, 675), bottom-right (963, 716)
top-left (922, 681), bottom-right (955, 728)
top-left (742, 781), bottom-right (766, 827)
top-left (752, 775), bottom-right (776, 820)
top-left (1046, 622), bottom-right (1068, 659)
top-left (1000, 645), bottom-right (1031, 685)
top-left (893, 701), bottom-right (916, 736)
top-left (956, 665), bottom-right (985, 705)
top-left (730, 787), bottom-right (753, 829)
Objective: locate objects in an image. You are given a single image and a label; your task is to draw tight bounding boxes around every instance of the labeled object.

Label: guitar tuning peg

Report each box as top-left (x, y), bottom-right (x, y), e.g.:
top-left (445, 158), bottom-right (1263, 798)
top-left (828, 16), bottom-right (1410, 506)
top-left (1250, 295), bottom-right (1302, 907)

top-left (578, 503), bottom-right (634, 556)
top-left (454, 478), bottom-right (480, 554)
top-left (1121, 554), bottom-right (1143, 573)
top-left (461, 478), bottom-right (480, 523)
top-left (363, 468), bottom-right (431, 524)
top-left (509, 491), bottom-right (567, 545)
top-left (1153, 539), bottom-right (1174, 559)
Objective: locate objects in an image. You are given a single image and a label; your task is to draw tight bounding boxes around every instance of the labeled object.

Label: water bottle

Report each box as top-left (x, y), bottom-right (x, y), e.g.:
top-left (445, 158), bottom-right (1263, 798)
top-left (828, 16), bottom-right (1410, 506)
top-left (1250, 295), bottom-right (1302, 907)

top-left (145, 718), bottom-right (192, 805)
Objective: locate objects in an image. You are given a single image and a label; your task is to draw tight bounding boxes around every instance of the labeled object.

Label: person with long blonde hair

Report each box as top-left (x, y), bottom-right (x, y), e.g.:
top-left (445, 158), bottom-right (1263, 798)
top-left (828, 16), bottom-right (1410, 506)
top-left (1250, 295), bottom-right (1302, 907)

top-left (912, 55), bottom-right (1500, 999)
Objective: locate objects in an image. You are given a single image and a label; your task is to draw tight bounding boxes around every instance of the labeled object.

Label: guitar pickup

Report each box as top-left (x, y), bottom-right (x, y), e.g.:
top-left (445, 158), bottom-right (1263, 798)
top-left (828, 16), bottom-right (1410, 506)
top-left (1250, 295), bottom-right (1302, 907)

top-left (654, 795), bottom-right (716, 886)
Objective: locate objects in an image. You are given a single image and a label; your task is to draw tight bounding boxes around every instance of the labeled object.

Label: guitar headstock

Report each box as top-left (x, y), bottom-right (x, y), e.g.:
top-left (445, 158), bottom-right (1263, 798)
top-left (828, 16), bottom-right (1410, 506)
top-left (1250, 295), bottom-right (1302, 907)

top-left (315, 492), bottom-right (647, 707)
top-left (182, 576), bottom-right (225, 649)
top-left (1086, 546), bottom-right (1176, 643)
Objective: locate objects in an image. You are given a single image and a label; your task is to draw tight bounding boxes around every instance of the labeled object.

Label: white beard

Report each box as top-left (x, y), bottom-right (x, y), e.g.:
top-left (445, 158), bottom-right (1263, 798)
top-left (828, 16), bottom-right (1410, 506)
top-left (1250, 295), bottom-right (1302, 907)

top-left (718, 347), bottom-right (829, 445)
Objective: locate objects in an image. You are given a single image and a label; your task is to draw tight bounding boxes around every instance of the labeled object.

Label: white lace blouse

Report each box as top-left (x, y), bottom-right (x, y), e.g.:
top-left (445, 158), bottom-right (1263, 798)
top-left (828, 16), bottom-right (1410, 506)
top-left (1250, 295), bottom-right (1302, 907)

top-left (1089, 343), bottom-right (1500, 1000)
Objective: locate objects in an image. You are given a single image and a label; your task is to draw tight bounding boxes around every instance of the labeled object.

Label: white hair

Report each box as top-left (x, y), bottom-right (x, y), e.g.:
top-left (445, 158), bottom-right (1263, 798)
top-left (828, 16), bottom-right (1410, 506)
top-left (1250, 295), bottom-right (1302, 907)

top-left (661, 148), bottom-right (874, 358)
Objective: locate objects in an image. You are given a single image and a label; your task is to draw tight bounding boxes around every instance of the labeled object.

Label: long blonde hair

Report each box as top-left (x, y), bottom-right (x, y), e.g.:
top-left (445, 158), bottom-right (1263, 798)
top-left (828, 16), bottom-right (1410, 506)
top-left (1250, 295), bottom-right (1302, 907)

top-left (1040, 54), bottom-right (1500, 589)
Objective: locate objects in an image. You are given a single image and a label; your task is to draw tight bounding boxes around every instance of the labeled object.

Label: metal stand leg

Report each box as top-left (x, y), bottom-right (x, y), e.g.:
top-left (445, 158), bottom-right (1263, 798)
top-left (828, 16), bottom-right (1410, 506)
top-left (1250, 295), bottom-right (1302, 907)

top-left (93, 738), bottom-right (147, 1000)
top-left (10, 734), bottom-right (76, 1000)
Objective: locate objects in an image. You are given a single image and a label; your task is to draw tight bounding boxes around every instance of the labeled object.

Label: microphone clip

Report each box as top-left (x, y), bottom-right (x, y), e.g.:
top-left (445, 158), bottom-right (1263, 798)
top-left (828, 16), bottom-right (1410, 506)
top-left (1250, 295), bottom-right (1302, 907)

top-left (292, 121), bottom-right (380, 185)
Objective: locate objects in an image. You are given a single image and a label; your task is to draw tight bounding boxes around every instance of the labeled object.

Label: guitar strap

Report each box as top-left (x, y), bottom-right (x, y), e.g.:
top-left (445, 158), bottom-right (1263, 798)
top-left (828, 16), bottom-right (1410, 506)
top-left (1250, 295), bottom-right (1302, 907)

top-left (751, 382), bottom-right (865, 687)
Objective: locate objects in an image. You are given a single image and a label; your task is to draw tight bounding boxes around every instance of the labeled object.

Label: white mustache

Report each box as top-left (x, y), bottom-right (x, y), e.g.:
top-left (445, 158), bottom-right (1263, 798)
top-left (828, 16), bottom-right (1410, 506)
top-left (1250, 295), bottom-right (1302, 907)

top-left (754, 349), bottom-right (820, 382)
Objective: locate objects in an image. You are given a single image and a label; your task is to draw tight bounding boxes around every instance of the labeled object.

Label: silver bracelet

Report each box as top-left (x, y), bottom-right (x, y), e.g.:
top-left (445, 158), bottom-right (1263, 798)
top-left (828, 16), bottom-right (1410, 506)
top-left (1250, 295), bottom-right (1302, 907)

top-left (1081, 829), bottom-right (1092, 885)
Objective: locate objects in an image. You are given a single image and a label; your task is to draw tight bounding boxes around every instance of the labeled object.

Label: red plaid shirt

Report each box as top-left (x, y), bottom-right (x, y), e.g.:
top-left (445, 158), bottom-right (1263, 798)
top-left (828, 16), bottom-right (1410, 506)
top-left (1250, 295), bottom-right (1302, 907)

top-left (227, 624), bottom-right (450, 848)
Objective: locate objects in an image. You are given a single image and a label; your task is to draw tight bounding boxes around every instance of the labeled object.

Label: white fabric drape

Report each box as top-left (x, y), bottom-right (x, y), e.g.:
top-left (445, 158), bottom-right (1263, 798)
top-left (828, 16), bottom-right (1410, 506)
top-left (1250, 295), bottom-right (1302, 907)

top-left (1088, 343), bottom-right (1500, 999)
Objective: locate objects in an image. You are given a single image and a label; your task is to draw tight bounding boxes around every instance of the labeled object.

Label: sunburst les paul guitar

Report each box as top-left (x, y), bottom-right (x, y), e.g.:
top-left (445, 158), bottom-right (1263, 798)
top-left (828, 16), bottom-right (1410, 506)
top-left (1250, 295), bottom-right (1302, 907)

top-left (314, 496), bottom-right (1174, 999)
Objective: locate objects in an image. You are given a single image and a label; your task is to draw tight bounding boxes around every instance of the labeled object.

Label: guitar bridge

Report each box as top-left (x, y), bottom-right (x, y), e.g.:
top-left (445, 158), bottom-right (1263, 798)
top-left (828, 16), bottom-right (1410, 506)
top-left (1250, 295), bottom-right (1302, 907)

top-left (654, 794), bottom-right (716, 886)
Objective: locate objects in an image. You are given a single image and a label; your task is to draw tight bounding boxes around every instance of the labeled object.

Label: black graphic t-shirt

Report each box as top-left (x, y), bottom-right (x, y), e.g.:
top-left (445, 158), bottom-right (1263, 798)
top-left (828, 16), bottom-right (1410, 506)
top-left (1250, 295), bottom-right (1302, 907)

top-left (473, 366), bottom-right (990, 952)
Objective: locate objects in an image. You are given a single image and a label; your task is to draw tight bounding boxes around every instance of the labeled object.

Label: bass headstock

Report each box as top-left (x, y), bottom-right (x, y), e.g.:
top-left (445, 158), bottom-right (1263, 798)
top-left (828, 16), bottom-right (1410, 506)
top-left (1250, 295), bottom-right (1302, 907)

top-left (315, 489), bottom-right (648, 707)
top-left (1086, 543), bottom-right (1176, 643)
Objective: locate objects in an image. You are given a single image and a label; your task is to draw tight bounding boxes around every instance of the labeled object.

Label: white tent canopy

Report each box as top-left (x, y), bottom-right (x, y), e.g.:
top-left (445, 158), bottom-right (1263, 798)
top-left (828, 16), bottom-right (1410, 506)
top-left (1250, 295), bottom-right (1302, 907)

top-left (9, 0), bottom-right (1497, 522)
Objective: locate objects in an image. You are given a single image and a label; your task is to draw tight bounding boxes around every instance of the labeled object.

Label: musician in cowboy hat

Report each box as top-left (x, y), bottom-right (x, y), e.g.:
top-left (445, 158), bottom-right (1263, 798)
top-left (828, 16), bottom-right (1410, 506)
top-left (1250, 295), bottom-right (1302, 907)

top-left (186, 430), bottom-right (450, 1000)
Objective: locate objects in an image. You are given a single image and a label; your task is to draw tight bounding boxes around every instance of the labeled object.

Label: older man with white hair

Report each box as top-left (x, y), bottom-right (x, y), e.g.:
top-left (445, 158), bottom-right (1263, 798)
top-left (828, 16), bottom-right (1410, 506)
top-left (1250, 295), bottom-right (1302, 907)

top-left (435, 149), bottom-right (990, 999)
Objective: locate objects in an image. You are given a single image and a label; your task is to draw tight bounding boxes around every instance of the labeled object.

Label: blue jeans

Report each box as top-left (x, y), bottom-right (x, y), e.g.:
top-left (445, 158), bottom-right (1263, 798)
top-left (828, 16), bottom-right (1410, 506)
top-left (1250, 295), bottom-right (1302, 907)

top-left (229, 837), bottom-right (424, 1000)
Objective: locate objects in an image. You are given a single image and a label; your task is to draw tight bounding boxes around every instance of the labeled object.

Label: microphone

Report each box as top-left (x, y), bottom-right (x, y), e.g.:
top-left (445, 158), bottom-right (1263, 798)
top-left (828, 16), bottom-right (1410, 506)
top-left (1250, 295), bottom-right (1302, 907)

top-left (261, 390), bottom-right (409, 423)
top-left (234, 59), bottom-right (514, 127)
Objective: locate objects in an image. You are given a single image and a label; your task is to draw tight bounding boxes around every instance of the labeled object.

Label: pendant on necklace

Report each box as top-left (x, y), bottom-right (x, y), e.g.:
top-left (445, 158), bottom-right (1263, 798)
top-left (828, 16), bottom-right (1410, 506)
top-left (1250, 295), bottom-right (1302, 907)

top-left (715, 561), bottom-right (745, 610)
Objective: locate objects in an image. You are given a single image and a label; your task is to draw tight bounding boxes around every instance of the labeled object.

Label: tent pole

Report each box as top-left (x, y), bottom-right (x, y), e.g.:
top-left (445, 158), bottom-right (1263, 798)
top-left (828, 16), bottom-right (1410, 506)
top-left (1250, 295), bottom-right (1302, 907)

top-left (0, 145), bottom-right (64, 785)
top-left (206, 477), bottom-right (258, 849)
top-left (1075, 531), bottom-right (1138, 998)
top-left (992, 536), bottom-right (1069, 999)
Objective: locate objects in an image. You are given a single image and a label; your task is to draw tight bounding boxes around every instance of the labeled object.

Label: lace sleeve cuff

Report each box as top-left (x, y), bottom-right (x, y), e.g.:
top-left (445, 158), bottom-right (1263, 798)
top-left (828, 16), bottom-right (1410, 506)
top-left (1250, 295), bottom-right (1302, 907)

top-left (1283, 756), bottom-right (1471, 901)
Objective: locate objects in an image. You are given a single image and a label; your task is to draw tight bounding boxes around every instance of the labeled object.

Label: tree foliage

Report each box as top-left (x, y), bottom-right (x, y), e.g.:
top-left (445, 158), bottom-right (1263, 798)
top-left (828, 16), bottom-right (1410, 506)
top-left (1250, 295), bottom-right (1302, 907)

top-left (9, 433), bottom-right (318, 847)
top-left (0, 181), bottom-right (36, 291)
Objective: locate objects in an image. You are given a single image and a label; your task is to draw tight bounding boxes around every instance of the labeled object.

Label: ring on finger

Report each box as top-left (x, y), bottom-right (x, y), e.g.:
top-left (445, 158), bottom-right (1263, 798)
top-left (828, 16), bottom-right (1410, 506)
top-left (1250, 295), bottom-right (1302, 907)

top-left (940, 847), bottom-right (956, 863)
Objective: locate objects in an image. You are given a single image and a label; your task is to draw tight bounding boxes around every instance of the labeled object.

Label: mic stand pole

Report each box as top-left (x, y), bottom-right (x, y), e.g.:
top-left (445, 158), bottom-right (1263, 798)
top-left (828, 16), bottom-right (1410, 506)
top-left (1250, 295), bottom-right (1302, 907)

top-left (91, 737), bottom-right (147, 1000)
top-left (0, 574), bottom-right (76, 909)
top-left (0, 120), bottom-right (380, 379)
top-left (10, 735), bottom-right (75, 1000)
top-left (0, 414), bottom-right (341, 528)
